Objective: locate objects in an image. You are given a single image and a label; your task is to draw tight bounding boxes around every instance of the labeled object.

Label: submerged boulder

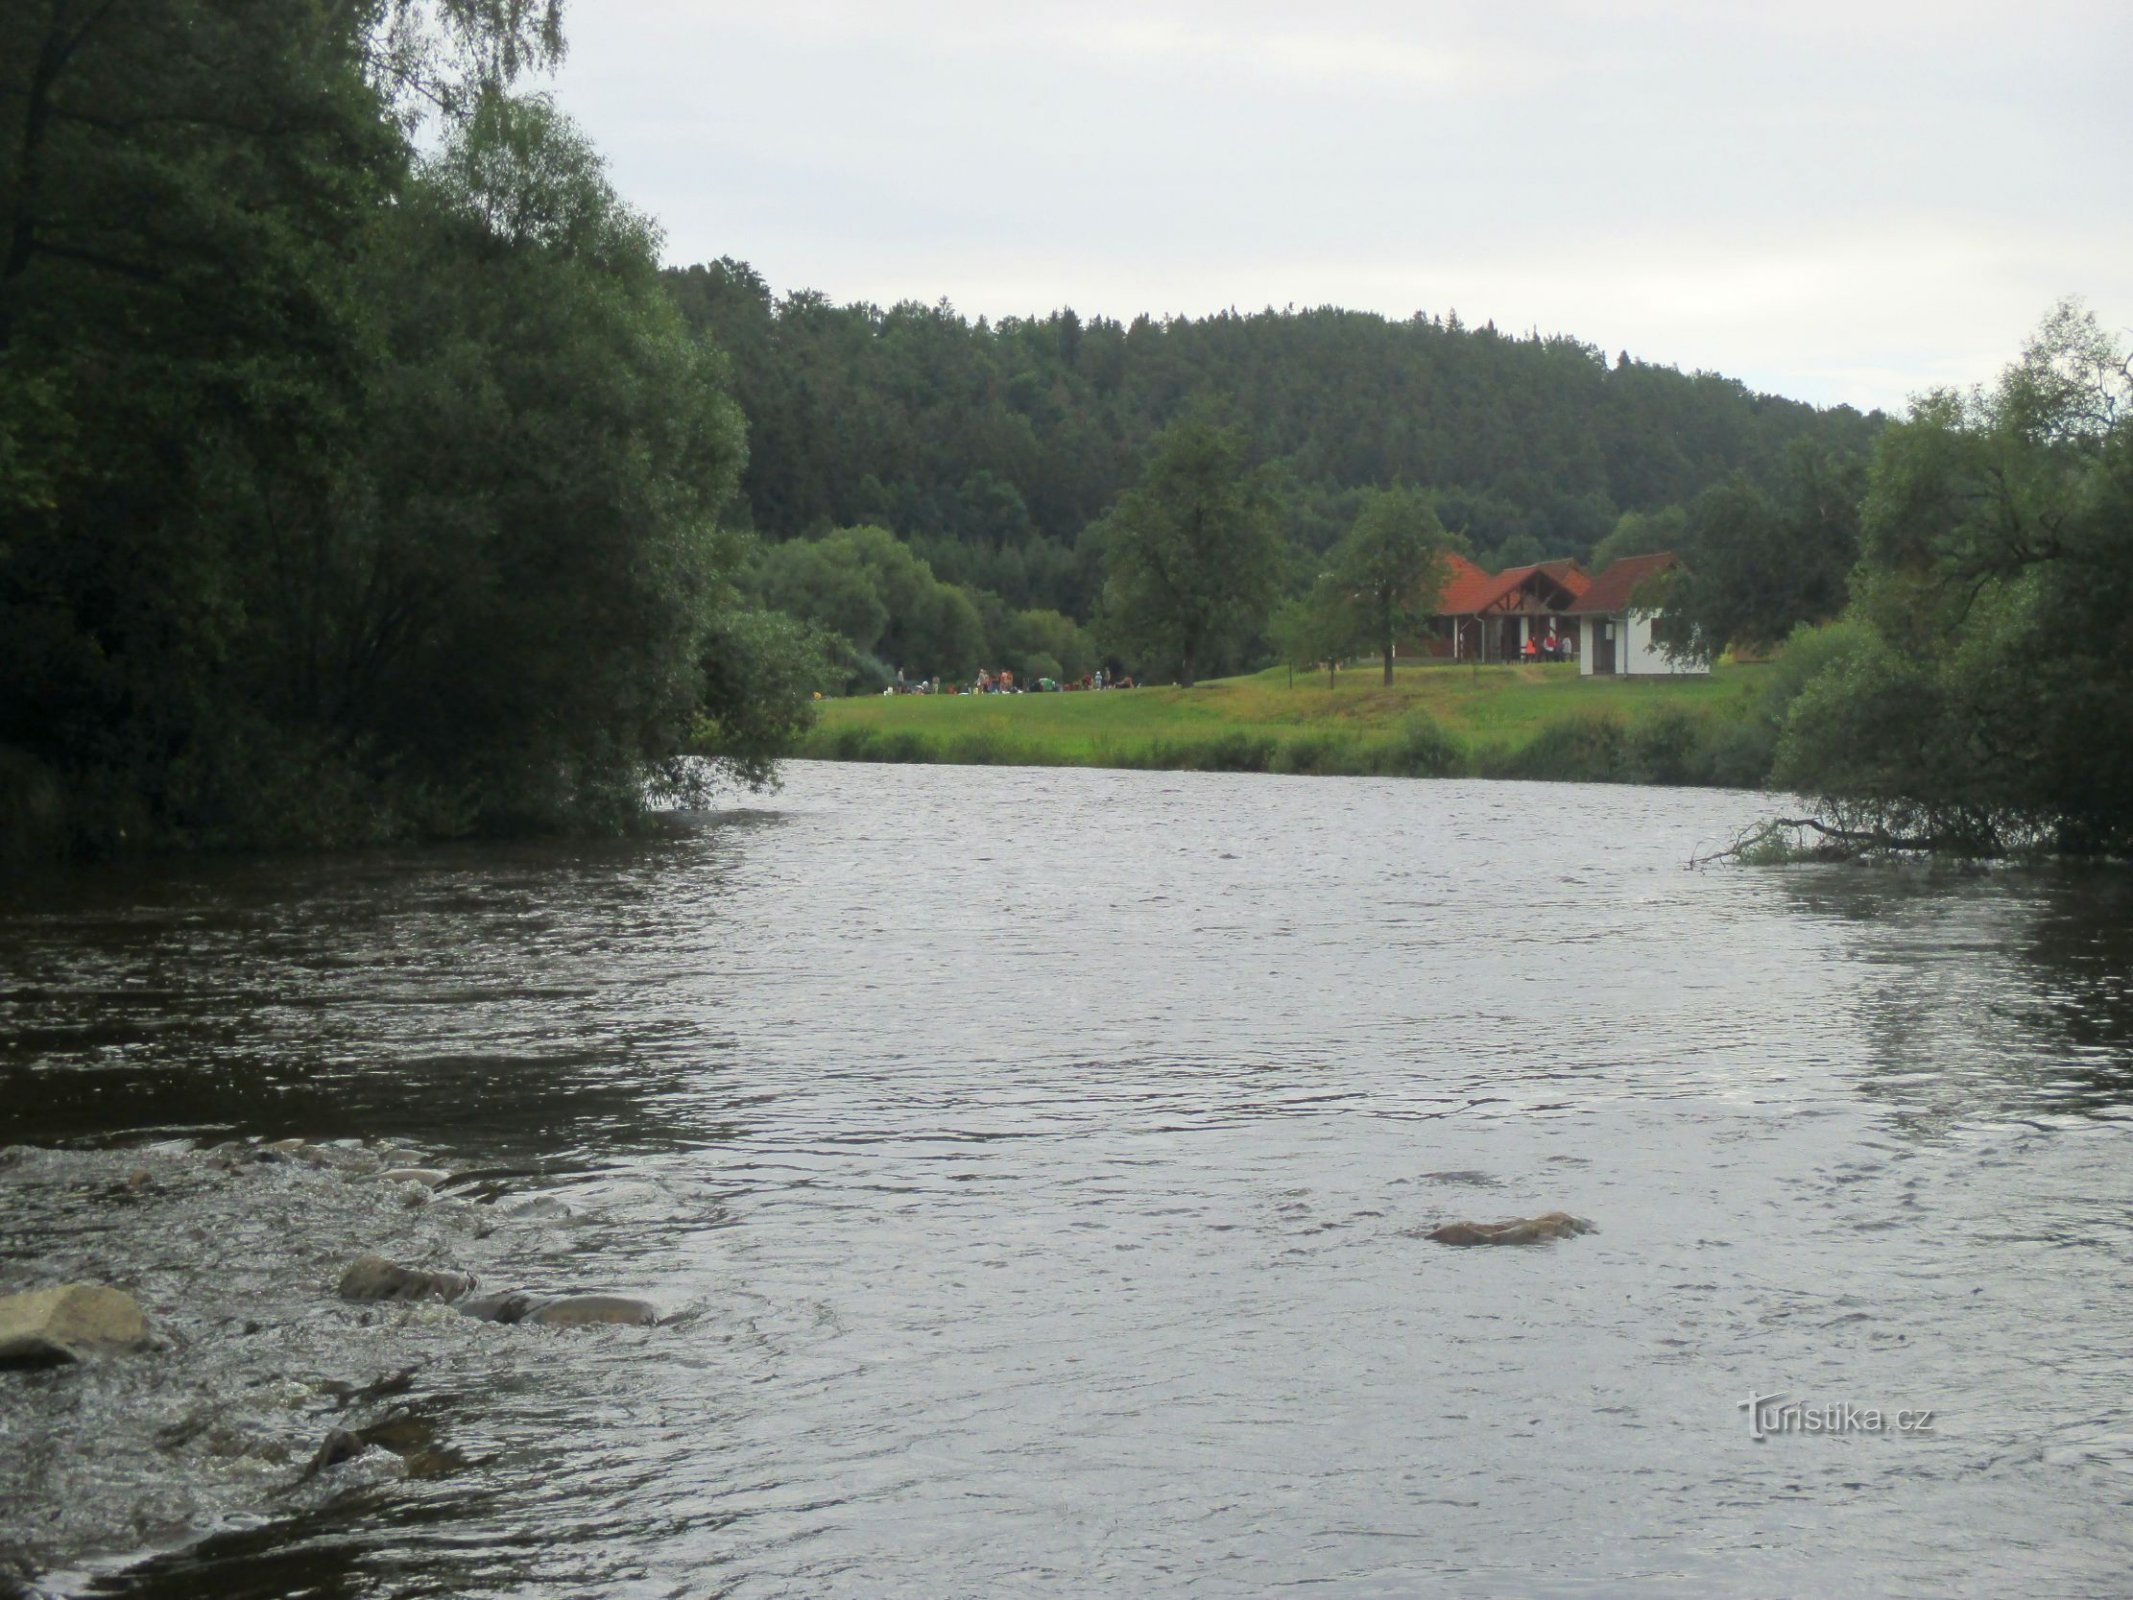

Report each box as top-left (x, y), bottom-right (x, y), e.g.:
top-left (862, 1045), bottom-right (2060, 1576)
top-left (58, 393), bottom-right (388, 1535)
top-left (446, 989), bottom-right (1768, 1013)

top-left (1427, 1211), bottom-right (1596, 1247)
top-left (336, 1256), bottom-right (477, 1304)
top-left (456, 1292), bottom-right (536, 1325)
top-left (523, 1295), bottom-right (658, 1328)
top-left (0, 1285), bottom-right (151, 1355)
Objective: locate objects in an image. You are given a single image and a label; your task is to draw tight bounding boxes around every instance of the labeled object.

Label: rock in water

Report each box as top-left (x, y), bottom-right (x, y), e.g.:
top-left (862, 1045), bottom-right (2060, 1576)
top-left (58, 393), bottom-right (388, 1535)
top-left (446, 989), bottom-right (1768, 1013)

top-left (523, 1295), bottom-right (658, 1328)
top-left (1427, 1211), bottom-right (1596, 1247)
top-left (0, 1285), bottom-right (151, 1353)
top-left (376, 1168), bottom-right (453, 1188)
top-left (303, 1428), bottom-right (365, 1479)
top-left (336, 1256), bottom-right (477, 1303)
top-left (456, 1292), bottom-right (535, 1325)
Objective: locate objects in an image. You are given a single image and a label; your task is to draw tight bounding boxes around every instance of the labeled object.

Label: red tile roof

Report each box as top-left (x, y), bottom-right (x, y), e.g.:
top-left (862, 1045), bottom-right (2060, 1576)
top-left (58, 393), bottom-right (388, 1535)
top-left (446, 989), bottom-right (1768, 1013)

top-left (1434, 556), bottom-right (1591, 616)
top-left (1434, 552), bottom-right (1501, 614)
top-left (1564, 551), bottom-right (1681, 614)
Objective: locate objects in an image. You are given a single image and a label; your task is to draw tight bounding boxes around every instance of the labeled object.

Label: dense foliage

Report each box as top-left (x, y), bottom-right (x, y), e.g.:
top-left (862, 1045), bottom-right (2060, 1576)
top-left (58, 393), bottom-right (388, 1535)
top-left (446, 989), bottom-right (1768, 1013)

top-left (1649, 443), bottom-right (1866, 660)
top-left (1314, 487), bottom-right (1453, 686)
top-left (1769, 303), bottom-right (2133, 855)
top-left (743, 524), bottom-right (1097, 691)
top-left (667, 260), bottom-right (1879, 573)
top-left (1, 1), bottom-right (806, 860)
top-left (1092, 421), bottom-right (1283, 688)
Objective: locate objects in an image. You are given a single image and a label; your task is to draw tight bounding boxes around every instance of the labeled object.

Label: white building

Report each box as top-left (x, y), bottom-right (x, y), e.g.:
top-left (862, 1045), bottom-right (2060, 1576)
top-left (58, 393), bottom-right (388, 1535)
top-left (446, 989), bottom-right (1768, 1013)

top-left (1567, 552), bottom-right (1709, 677)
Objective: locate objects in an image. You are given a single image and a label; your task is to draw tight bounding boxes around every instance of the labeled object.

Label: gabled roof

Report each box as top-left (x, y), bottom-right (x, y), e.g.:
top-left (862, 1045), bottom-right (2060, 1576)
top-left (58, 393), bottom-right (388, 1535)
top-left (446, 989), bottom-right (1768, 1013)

top-left (1435, 552), bottom-right (1502, 614)
top-left (1435, 555), bottom-right (1591, 616)
top-left (1494, 559), bottom-right (1590, 593)
top-left (1565, 551), bottom-right (1681, 615)
top-left (1487, 559), bottom-right (1590, 612)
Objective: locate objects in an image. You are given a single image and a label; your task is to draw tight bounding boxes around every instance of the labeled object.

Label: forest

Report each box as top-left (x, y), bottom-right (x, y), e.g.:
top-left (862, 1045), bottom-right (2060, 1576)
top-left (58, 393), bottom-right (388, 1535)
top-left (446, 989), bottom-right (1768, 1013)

top-left (669, 259), bottom-right (1882, 672)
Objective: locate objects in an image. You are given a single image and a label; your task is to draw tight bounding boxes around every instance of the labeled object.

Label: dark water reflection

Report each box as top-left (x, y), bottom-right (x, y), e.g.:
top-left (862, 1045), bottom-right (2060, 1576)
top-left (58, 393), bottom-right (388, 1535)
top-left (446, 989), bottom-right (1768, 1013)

top-left (1779, 868), bottom-right (2133, 1134)
top-left (0, 835), bottom-right (751, 1159)
top-left (2, 763), bottom-right (2130, 1598)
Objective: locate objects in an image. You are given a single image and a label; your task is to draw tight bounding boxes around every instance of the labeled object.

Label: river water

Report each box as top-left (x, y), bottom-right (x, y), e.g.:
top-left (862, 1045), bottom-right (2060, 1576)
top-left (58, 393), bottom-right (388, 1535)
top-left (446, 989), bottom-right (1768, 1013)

top-left (2, 761), bottom-right (2130, 1597)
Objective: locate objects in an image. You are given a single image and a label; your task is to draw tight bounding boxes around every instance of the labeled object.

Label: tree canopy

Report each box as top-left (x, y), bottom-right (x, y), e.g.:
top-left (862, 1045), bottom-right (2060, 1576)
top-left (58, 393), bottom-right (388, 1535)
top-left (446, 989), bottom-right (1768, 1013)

top-left (1318, 487), bottom-right (1452, 685)
top-left (0, 0), bottom-right (803, 858)
top-left (1095, 421), bottom-right (1283, 687)
top-left (665, 259), bottom-right (1884, 624)
top-left (1770, 301), bottom-right (2133, 855)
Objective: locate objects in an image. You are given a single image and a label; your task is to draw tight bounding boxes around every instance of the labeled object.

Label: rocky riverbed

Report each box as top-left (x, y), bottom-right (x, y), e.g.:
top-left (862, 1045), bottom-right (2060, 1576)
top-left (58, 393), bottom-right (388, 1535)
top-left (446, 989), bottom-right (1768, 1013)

top-left (0, 1137), bottom-right (680, 1592)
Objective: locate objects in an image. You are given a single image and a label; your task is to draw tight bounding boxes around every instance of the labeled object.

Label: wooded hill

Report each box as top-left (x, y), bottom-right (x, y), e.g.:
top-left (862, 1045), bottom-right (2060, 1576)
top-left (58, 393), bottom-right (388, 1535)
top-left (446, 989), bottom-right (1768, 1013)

top-left (666, 258), bottom-right (1885, 618)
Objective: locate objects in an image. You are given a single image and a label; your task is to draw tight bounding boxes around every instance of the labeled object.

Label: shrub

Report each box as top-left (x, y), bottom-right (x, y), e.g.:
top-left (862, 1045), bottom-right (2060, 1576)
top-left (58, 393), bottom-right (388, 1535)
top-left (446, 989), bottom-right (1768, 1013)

top-left (1373, 714), bottom-right (1463, 778)
top-left (1487, 715), bottom-right (1627, 782)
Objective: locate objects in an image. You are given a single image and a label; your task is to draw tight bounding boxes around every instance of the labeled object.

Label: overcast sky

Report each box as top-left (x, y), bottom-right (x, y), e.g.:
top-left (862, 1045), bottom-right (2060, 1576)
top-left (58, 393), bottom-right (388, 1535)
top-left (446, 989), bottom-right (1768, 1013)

top-left (546, 0), bottom-right (2131, 414)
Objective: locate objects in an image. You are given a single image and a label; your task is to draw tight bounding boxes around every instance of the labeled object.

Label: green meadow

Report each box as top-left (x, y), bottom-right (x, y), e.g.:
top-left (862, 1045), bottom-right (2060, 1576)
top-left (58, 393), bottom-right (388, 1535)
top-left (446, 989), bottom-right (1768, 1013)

top-left (799, 661), bottom-right (1781, 787)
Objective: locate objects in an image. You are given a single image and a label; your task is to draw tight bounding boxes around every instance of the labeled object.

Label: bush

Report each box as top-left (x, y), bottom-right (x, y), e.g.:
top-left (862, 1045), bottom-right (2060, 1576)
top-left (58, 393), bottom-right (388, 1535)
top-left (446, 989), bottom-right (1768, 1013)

top-left (1622, 707), bottom-right (1707, 786)
top-left (1485, 715), bottom-right (1627, 782)
top-left (1190, 732), bottom-right (1279, 772)
top-left (1372, 714), bottom-right (1463, 778)
top-left (1272, 734), bottom-right (1343, 775)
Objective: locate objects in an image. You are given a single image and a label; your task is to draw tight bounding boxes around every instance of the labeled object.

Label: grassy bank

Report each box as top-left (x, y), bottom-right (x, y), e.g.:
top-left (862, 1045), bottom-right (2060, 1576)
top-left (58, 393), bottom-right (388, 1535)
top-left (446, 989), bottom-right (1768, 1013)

top-left (798, 661), bottom-right (1780, 786)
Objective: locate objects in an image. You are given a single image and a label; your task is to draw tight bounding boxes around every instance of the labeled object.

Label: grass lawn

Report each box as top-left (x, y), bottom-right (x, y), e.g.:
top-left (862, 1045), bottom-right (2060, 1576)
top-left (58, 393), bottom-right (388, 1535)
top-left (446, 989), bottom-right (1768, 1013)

top-left (798, 660), bottom-right (1775, 785)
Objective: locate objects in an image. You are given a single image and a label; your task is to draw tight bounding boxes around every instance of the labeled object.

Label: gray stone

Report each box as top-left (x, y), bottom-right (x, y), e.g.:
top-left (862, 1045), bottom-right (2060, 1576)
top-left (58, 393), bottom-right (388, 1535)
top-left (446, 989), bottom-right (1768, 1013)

top-left (336, 1256), bottom-right (477, 1303)
top-left (0, 1285), bottom-right (151, 1352)
top-left (1427, 1211), bottom-right (1597, 1247)
top-left (523, 1294), bottom-right (658, 1328)
top-left (456, 1292), bottom-right (535, 1325)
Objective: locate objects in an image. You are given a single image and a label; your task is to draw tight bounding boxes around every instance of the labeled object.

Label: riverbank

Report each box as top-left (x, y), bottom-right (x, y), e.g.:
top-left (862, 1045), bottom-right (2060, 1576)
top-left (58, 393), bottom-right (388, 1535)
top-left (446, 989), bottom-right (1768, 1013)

top-left (798, 660), bottom-right (1777, 786)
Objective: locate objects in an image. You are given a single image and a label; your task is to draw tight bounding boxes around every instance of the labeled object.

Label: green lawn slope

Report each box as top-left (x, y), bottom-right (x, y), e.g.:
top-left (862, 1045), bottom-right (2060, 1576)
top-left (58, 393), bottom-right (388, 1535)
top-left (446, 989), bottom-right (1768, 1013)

top-left (798, 661), bottom-right (1780, 787)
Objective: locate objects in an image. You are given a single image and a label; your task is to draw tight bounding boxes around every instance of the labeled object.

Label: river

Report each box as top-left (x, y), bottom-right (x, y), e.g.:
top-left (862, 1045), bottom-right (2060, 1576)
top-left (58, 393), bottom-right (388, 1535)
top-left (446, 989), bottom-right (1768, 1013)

top-left (3, 761), bottom-right (2130, 1597)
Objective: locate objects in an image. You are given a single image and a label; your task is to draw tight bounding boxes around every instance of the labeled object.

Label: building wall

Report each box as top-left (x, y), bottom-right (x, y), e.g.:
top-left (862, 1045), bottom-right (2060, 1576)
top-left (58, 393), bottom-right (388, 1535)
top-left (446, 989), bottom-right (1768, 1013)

top-left (1578, 611), bottom-right (1709, 676)
top-left (1622, 610), bottom-right (1708, 676)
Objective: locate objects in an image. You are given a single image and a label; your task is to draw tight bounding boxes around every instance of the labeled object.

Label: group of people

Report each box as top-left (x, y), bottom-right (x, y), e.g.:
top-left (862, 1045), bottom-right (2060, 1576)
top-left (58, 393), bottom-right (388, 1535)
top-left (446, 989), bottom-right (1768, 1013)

top-left (1521, 631), bottom-right (1574, 663)
top-left (883, 667), bottom-right (1138, 696)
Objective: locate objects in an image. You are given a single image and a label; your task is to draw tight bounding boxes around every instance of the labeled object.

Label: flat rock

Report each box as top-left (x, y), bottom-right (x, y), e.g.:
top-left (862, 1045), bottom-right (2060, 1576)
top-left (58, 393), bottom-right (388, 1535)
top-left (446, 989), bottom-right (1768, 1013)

top-left (1427, 1211), bottom-right (1596, 1247)
top-left (336, 1256), bottom-right (477, 1303)
top-left (0, 1285), bottom-right (151, 1352)
top-left (523, 1295), bottom-right (657, 1328)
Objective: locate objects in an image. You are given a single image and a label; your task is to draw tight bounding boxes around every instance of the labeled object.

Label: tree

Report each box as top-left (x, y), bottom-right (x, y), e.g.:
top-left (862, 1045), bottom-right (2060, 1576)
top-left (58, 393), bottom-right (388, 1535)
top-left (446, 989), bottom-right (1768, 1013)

top-left (666, 264), bottom-right (1883, 629)
top-left (745, 525), bottom-right (986, 686)
top-left (1268, 587), bottom-right (1354, 689)
top-left (0, 6), bottom-right (795, 853)
top-left (340, 91), bottom-right (751, 834)
top-left (693, 609), bottom-right (834, 789)
top-left (1654, 446), bottom-right (1863, 659)
top-left (1322, 486), bottom-right (1450, 685)
top-left (1096, 420), bottom-right (1281, 686)
top-left (1771, 300), bottom-right (2133, 855)
top-left (1590, 505), bottom-right (1686, 570)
